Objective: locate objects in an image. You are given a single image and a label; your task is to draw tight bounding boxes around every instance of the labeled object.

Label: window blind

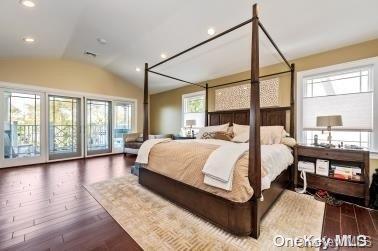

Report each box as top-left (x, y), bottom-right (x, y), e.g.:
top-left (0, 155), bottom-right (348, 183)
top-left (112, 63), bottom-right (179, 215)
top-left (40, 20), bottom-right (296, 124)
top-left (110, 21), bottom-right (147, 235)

top-left (302, 92), bottom-right (373, 131)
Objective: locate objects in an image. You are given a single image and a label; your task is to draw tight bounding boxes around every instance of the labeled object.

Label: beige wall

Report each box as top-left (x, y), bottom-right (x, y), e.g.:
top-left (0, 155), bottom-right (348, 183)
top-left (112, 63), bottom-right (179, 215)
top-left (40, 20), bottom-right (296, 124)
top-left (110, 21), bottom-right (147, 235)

top-left (150, 38), bottom-right (378, 178)
top-left (151, 39), bottom-right (378, 134)
top-left (0, 58), bottom-right (144, 132)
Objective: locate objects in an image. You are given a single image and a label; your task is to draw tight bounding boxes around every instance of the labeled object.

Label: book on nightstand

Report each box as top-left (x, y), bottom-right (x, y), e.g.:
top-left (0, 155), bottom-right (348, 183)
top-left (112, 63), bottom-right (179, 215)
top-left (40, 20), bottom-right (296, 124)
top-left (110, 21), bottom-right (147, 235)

top-left (330, 164), bottom-right (362, 181)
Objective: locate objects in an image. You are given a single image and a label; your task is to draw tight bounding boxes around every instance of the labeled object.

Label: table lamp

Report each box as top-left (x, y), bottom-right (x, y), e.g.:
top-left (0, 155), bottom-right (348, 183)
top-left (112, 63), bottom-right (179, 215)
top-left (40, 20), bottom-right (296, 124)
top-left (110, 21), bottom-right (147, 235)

top-left (186, 119), bottom-right (196, 137)
top-left (316, 115), bottom-right (343, 147)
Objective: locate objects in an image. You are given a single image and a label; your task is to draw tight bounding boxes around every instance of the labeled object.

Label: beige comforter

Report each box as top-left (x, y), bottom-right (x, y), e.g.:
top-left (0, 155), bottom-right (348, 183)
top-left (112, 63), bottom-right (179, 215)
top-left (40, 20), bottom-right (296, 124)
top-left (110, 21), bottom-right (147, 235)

top-left (146, 141), bottom-right (267, 203)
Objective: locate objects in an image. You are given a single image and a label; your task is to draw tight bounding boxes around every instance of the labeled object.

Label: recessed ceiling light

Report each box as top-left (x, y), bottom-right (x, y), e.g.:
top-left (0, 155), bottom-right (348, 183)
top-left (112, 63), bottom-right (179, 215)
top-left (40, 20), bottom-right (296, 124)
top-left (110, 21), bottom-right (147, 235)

top-left (23, 37), bottom-right (35, 43)
top-left (97, 38), bottom-right (107, 45)
top-left (207, 28), bottom-right (215, 36)
top-left (136, 67), bottom-right (141, 72)
top-left (20, 0), bottom-right (36, 8)
top-left (160, 53), bottom-right (167, 59)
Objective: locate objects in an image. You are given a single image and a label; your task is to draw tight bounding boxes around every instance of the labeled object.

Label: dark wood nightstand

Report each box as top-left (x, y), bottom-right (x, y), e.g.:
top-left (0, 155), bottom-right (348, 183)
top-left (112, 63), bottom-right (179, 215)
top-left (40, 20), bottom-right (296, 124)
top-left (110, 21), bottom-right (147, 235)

top-left (173, 135), bottom-right (195, 140)
top-left (294, 144), bottom-right (370, 206)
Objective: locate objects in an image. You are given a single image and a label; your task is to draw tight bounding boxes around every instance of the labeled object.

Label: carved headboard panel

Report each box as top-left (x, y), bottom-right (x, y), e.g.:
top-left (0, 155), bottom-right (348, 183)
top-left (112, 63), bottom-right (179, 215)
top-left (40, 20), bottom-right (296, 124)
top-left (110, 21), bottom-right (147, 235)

top-left (208, 107), bottom-right (290, 131)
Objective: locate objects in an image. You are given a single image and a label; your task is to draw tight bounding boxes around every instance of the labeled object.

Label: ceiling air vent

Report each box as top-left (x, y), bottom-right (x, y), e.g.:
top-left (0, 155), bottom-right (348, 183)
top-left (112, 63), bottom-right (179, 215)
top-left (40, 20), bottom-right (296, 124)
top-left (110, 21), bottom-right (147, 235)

top-left (84, 51), bottom-right (97, 58)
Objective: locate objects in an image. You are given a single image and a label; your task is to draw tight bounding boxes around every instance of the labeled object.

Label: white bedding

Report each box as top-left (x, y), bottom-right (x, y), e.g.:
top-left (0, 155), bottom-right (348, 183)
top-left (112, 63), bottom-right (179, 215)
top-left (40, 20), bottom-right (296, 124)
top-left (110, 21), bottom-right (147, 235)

top-left (177, 139), bottom-right (293, 190)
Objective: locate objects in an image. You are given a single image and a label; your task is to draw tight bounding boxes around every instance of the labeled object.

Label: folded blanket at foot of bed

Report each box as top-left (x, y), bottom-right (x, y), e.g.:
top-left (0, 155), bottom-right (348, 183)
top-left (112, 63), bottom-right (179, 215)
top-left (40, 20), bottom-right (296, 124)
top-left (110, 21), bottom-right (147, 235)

top-left (202, 143), bottom-right (249, 191)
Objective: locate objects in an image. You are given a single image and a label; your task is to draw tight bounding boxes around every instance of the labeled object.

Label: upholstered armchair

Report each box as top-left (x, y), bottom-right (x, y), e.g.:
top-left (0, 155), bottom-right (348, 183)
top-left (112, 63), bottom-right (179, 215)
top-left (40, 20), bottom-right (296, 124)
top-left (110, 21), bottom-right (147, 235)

top-left (123, 133), bottom-right (144, 155)
top-left (123, 133), bottom-right (174, 155)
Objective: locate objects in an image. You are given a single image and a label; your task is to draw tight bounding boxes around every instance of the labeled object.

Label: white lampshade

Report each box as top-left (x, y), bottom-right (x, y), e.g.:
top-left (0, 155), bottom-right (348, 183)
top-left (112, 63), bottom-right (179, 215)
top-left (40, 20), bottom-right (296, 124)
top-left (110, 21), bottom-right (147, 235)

top-left (316, 115), bottom-right (343, 128)
top-left (186, 119), bottom-right (196, 127)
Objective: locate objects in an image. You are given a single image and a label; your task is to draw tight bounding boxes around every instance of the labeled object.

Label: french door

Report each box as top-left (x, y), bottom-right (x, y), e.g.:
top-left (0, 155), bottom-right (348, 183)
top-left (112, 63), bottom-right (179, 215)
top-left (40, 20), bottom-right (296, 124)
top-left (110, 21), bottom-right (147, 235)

top-left (113, 101), bottom-right (134, 152)
top-left (1, 88), bottom-right (46, 167)
top-left (0, 84), bottom-right (136, 168)
top-left (86, 99), bottom-right (112, 155)
top-left (48, 95), bottom-right (82, 160)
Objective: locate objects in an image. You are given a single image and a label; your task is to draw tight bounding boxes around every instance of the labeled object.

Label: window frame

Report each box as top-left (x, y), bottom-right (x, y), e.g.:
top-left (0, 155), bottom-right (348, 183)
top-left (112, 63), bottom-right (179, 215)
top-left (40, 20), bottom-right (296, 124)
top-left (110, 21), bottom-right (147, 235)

top-left (182, 90), bottom-right (206, 129)
top-left (296, 57), bottom-right (378, 155)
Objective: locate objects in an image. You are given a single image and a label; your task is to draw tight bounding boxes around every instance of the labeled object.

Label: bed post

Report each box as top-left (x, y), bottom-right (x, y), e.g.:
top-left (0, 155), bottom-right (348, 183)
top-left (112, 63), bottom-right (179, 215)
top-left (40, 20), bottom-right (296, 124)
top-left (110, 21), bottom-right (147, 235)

top-left (249, 3), bottom-right (261, 239)
top-left (290, 63), bottom-right (295, 138)
top-left (290, 64), bottom-right (295, 138)
top-left (143, 63), bottom-right (149, 141)
top-left (205, 83), bottom-right (209, 126)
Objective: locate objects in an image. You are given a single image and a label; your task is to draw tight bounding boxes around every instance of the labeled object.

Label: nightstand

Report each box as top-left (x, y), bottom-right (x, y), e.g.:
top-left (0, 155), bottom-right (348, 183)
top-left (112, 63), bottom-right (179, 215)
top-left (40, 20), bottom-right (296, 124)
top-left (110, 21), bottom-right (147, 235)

top-left (294, 144), bottom-right (370, 206)
top-left (173, 135), bottom-right (195, 140)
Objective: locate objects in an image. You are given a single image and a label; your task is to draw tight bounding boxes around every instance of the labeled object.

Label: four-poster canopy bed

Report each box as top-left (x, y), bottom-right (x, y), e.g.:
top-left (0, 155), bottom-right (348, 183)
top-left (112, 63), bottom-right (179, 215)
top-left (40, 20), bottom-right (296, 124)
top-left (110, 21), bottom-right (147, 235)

top-left (139, 4), bottom-right (295, 238)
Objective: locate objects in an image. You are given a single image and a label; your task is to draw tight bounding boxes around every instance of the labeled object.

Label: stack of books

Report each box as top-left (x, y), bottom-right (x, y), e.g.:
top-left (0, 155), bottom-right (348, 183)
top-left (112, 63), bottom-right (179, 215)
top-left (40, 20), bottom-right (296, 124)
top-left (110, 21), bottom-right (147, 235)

top-left (330, 164), bottom-right (362, 181)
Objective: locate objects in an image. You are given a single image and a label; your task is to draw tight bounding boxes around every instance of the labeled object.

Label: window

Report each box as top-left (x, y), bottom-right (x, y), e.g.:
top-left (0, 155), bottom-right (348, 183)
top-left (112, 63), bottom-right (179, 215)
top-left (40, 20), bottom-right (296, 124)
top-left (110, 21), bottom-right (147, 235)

top-left (298, 58), bottom-right (378, 153)
top-left (182, 91), bottom-right (205, 130)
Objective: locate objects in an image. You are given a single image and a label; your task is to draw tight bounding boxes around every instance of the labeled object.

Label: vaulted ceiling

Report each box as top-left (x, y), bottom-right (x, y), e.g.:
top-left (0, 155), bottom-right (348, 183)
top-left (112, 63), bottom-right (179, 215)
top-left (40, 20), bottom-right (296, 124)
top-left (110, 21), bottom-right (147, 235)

top-left (1, 0), bottom-right (378, 93)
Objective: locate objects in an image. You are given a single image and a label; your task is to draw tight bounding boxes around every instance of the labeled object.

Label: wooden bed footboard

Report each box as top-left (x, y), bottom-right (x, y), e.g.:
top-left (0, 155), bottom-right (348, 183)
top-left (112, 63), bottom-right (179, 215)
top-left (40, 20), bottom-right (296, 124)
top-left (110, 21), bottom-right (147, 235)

top-left (139, 167), bottom-right (291, 237)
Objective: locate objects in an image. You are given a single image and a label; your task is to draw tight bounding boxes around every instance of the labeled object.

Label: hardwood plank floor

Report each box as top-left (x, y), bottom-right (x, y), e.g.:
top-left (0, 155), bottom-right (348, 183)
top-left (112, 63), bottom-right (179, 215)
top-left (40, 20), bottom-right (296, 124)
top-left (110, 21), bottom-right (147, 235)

top-left (0, 154), bottom-right (377, 250)
top-left (322, 200), bottom-right (378, 250)
top-left (0, 155), bottom-right (141, 251)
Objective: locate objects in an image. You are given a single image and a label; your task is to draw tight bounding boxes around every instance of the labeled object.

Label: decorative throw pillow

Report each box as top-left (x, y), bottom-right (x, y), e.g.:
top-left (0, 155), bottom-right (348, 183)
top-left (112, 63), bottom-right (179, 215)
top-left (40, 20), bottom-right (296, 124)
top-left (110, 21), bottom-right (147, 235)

top-left (201, 131), bottom-right (234, 141)
top-left (213, 131), bottom-right (234, 141)
top-left (201, 131), bottom-right (217, 139)
top-left (196, 123), bottom-right (229, 139)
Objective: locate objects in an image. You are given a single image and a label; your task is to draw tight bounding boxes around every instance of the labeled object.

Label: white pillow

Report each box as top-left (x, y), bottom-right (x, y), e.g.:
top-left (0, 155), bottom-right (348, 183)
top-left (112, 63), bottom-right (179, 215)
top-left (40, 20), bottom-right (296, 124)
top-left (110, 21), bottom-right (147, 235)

top-left (281, 137), bottom-right (297, 147)
top-left (231, 125), bottom-right (287, 144)
top-left (232, 131), bottom-right (249, 143)
top-left (196, 123), bottom-right (229, 139)
top-left (260, 126), bottom-right (285, 145)
top-left (232, 124), bottom-right (249, 138)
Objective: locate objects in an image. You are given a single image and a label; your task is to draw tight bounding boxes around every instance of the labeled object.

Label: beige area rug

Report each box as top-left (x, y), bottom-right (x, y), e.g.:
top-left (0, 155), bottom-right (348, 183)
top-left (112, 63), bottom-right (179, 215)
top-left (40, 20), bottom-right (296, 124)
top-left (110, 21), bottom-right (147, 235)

top-left (85, 173), bottom-right (324, 250)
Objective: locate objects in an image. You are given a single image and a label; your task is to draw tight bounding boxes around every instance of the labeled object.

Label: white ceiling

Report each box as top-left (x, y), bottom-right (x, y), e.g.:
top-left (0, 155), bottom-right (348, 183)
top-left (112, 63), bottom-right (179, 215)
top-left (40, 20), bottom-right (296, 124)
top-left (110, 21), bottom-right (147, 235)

top-left (1, 0), bottom-right (378, 93)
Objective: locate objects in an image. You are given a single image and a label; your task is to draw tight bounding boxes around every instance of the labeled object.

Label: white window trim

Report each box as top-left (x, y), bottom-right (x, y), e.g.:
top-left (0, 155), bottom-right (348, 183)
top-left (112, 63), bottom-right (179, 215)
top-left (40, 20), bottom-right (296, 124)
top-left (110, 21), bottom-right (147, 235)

top-left (182, 90), bottom-right (206, 128)
top-left (296, 56), bottom-right (378, 155)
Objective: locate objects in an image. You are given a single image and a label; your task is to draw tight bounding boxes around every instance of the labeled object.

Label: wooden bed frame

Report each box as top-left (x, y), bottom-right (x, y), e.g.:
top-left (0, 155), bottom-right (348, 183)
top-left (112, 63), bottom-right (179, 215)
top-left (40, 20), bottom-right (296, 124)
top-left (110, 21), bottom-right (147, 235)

top-left (140, 4), bottom-right (296, 238)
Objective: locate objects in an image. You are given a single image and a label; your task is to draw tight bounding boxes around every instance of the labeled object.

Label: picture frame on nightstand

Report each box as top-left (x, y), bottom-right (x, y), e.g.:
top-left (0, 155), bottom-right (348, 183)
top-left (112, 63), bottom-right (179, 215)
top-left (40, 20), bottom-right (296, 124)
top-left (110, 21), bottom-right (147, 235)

top-left (315, 159), bottom-right (329, 176)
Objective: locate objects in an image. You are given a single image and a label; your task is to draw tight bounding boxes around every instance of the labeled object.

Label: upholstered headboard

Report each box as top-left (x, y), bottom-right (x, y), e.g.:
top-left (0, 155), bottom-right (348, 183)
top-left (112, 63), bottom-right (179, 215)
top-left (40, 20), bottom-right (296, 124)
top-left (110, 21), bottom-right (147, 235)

top-left (208, 107), bottom-right (290, 132)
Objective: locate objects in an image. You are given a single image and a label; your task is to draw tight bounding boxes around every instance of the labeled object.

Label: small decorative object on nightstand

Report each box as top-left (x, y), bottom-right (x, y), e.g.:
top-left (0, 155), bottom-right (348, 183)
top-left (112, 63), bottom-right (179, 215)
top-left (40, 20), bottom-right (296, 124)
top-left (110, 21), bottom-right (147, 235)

top-left (185, 119), bottom-right (196, 137)
top-left (294, 144), bottom-right (370, 206)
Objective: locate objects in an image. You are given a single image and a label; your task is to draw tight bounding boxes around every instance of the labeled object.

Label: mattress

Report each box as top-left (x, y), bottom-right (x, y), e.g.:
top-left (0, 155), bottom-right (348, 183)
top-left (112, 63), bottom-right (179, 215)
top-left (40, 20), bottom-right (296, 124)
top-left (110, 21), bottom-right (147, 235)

top-left (145, 139), bottom-right (293, 203)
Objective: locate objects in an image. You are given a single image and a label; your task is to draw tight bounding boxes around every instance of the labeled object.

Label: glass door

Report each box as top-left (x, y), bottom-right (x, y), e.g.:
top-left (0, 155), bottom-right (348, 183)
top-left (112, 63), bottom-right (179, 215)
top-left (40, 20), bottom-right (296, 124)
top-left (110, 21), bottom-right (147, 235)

top-left (113, 101), bottom-right (134, 152)
top-left (86, 99), bottom-right (111, 155)
top-left (1, 89), bottom-right (46, 167)
top-left (48, 95), bottom-right (82, 160)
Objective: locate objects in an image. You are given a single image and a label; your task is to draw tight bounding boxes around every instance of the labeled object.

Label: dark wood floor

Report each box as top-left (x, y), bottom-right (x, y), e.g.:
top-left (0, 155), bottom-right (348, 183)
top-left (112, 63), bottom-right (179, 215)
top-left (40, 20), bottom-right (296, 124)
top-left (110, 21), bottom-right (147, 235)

top-left (0, 155), bottom-right (141, 251)
top-left (0, 155), bottom-right (377, 250)
top-left (323, 202), bottom-right (378, 250)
